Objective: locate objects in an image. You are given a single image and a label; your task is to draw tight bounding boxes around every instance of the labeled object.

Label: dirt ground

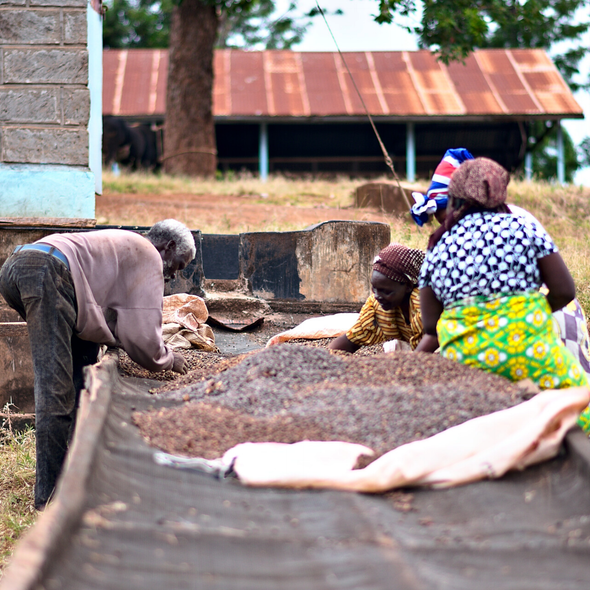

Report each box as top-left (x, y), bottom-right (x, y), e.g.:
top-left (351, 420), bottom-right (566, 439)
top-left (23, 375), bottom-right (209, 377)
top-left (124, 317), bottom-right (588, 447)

top-left (96, 192), bottom-right (394, 232)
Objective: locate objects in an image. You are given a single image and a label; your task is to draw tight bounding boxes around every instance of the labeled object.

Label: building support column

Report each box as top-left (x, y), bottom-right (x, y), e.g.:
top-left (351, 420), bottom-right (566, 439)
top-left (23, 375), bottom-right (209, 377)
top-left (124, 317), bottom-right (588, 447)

top-left (524, 152), bottom-right (533, 181)
top-left (406, 122), bottom-right (415, 182)
top-left (259, 121), bottom-right (269, 182)
top-left (556, 120), bottom-right (565, 184)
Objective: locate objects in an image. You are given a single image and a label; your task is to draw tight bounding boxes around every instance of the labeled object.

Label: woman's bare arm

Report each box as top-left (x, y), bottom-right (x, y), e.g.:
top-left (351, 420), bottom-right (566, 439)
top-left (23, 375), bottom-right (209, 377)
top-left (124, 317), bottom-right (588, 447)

top-left (415, 286), bottom-right (444, 353)
top-left (328, 334), bottom-right (360, 353)
top-left (538, 252), bottom-right (576, 312)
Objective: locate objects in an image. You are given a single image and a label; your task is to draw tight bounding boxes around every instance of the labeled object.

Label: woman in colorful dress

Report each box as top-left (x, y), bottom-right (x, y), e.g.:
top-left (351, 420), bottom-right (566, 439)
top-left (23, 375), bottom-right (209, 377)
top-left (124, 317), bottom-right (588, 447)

top-left (329, 243), bottom-right (426, 353)
top-left (412, 147), bottom-right (590, 379)
top-left (417, 157), bottom-right (590, 432)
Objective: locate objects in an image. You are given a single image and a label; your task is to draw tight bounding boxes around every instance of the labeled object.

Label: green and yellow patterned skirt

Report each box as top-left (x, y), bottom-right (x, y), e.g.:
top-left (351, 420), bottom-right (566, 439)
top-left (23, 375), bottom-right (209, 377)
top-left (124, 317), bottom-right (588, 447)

top-left (438, 290), bottom-right (590, 433)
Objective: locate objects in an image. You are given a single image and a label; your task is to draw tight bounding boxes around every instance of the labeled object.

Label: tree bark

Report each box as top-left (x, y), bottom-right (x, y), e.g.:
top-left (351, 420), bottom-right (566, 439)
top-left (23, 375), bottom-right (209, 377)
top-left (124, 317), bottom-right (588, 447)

top-left (164, 0), bottom-right (218, 176)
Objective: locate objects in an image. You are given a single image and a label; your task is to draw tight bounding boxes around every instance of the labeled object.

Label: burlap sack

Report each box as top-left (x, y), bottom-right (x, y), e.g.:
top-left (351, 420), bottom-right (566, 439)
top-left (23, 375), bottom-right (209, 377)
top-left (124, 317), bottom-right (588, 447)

top-left (162, 294), bottom-right (216, 352)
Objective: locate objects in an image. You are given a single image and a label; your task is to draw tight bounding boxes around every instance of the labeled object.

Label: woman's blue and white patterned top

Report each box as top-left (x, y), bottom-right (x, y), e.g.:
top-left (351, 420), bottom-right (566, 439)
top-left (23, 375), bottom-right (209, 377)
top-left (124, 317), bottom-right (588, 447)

top-left (419, 211), bottom-right (557, 308)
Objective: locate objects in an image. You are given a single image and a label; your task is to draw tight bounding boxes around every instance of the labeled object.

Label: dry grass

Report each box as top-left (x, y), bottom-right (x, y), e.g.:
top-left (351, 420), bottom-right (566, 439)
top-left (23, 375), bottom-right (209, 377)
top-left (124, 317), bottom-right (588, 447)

top-left (508, 181), bottom-right (590, 313)
top-left (99, 170), bottom-right (426, 234)
top-left (102, 170), bottom-right (431, 208)
top-left (103, 169), bottom-right (365, 207)
top-left (0, 412), bottom-right (36, 576)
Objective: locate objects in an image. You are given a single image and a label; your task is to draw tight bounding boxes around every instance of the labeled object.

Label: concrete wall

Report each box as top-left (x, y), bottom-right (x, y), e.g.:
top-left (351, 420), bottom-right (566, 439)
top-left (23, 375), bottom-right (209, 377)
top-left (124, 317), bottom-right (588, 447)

top-left (238, 221), bottom-right (392, 303)
top-left (0, 322), bottom-right (34, 413)
top-left (0, 0), bottom-right (100, 219)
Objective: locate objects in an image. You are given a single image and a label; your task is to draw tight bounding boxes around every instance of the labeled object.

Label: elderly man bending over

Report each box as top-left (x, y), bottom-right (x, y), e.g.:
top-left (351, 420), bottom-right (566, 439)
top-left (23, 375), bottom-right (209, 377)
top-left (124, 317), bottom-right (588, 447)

top-left (0, 219), bottom-right (195, 510)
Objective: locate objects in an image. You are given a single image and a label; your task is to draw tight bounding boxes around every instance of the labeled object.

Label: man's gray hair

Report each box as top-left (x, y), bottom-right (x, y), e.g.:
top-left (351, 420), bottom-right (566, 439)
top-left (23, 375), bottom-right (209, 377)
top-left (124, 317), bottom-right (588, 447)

top-left (146, 219), bottom-right (196, 259)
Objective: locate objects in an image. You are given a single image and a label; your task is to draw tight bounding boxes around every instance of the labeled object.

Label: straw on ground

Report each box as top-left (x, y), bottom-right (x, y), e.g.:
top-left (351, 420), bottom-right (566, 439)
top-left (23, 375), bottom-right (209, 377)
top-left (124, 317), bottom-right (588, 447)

top-left (0, 405), bottom-right (36, 576)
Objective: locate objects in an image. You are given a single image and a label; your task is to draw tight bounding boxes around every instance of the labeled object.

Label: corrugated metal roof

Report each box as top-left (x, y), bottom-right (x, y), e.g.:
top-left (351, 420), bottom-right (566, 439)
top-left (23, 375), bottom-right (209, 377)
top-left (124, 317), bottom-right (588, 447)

top-left (103, 48), bottom-right (583, 120)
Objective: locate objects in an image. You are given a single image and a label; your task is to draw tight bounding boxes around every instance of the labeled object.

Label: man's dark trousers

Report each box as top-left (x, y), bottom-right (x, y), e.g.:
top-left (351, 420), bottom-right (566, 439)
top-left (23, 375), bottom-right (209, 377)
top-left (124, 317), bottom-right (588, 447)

top-left (0, 250), bottom-right (99, 509)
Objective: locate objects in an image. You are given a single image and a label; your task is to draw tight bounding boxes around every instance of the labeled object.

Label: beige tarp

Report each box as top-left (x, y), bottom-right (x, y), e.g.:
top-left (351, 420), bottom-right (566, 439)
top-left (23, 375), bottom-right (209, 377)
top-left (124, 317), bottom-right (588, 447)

top-left (265, 313), bottom-right (412, 352)
top-left (266, 313), bottom-right (359, 347)
top-left (224, 386), bottom-right (590, 492)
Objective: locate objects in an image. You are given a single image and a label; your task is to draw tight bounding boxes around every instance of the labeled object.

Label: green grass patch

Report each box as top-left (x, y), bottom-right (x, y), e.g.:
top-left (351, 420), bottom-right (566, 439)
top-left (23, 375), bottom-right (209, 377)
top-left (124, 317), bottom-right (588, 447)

top-left (0, 417), bottom-right (36, 576)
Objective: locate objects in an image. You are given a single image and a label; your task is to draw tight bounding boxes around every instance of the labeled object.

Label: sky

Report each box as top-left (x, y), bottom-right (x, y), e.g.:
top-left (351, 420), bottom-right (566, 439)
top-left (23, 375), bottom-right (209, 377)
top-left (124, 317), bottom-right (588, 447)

top-left (276, 0), bottom-right (590, 185)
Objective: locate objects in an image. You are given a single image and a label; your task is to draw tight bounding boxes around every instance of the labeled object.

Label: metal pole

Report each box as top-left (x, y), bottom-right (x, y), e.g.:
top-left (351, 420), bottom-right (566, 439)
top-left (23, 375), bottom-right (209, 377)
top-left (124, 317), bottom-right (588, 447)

top-left (259, 121), bottom-right (269, 182)
top-left (406, 122), bottom-right (415, 182)
top-left (556, 120), bottom-right (565, 184)
top-left (525, 152), bottom-right (532, 181)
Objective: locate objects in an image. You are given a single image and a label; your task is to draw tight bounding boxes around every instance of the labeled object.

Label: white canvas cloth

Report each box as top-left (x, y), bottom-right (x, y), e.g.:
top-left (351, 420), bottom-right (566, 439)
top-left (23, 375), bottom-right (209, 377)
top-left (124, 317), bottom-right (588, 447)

top-left (383, 339), bottom-right (412, 353)
top-left (266, 313), bottom-right (359, 347)
top-left (224, 386), bottom-right (590, 492)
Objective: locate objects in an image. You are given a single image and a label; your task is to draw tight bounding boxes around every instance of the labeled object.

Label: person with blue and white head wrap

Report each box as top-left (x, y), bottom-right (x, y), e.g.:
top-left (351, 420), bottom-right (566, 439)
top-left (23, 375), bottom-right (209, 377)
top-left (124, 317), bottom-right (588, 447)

top-left (410, 147), bottom-right (474, 226)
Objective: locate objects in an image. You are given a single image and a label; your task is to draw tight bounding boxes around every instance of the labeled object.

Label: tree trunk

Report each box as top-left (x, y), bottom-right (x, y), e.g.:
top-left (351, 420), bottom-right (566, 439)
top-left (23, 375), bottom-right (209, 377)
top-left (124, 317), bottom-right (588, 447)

top-left (164, 0), bottom-right (218, 176)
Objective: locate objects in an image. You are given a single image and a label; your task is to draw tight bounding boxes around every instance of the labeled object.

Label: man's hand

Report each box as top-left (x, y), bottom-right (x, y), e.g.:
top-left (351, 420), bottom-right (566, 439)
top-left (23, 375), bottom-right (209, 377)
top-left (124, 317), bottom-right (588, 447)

top-left (172, 352), bottom-right (188, 375)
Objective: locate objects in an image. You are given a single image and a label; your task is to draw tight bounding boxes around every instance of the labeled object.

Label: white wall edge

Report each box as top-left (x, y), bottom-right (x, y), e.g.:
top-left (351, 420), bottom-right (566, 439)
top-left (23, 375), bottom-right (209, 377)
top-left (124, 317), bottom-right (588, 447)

top-left (88, 1), bottom-right (103, 195)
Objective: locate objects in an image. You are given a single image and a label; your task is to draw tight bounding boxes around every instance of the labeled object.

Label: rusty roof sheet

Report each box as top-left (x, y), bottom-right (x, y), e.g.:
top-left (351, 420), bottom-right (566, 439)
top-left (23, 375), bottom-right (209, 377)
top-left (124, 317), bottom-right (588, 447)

top-left (103, 48), bottom-right (583, 120)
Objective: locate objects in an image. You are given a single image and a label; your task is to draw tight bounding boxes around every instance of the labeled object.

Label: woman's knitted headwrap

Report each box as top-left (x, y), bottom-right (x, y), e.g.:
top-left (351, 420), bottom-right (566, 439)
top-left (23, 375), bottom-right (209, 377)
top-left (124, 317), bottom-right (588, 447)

top-left (448, 157), bottom-right (509, 208)
top-left (372, 243), bottom-right (425, 286)
top-left (427, 157), bottom-right (511, 250)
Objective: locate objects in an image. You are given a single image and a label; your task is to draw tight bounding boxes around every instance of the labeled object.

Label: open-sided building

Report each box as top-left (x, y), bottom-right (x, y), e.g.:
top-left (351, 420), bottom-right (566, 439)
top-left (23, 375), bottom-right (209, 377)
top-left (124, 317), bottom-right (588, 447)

top-left (103, 48), bottom-right (583, 181)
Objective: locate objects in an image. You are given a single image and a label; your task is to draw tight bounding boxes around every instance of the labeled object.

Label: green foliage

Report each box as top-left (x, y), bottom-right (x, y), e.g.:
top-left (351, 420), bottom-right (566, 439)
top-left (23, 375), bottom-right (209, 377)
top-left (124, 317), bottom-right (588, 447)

top-left (217, 1), bottom-right (327, 50)
top-left (525, 122), bottom-right (579, 182)
top-left (103, 0), bottom-right (331, 51)
top-left (420, 0), bottom-right (490, 64)
top-left (579, 137), bottom-right (590, 168)
top-left (374, 0), bottom-right (589, 91)
top-left (103, 0), bottom-right (174, 48)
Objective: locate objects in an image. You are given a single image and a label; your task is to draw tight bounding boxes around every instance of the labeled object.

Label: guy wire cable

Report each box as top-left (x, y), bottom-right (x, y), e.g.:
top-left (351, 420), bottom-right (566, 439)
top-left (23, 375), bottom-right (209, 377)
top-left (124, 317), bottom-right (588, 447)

top-left (314, 1), bottom-right (414, 212)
